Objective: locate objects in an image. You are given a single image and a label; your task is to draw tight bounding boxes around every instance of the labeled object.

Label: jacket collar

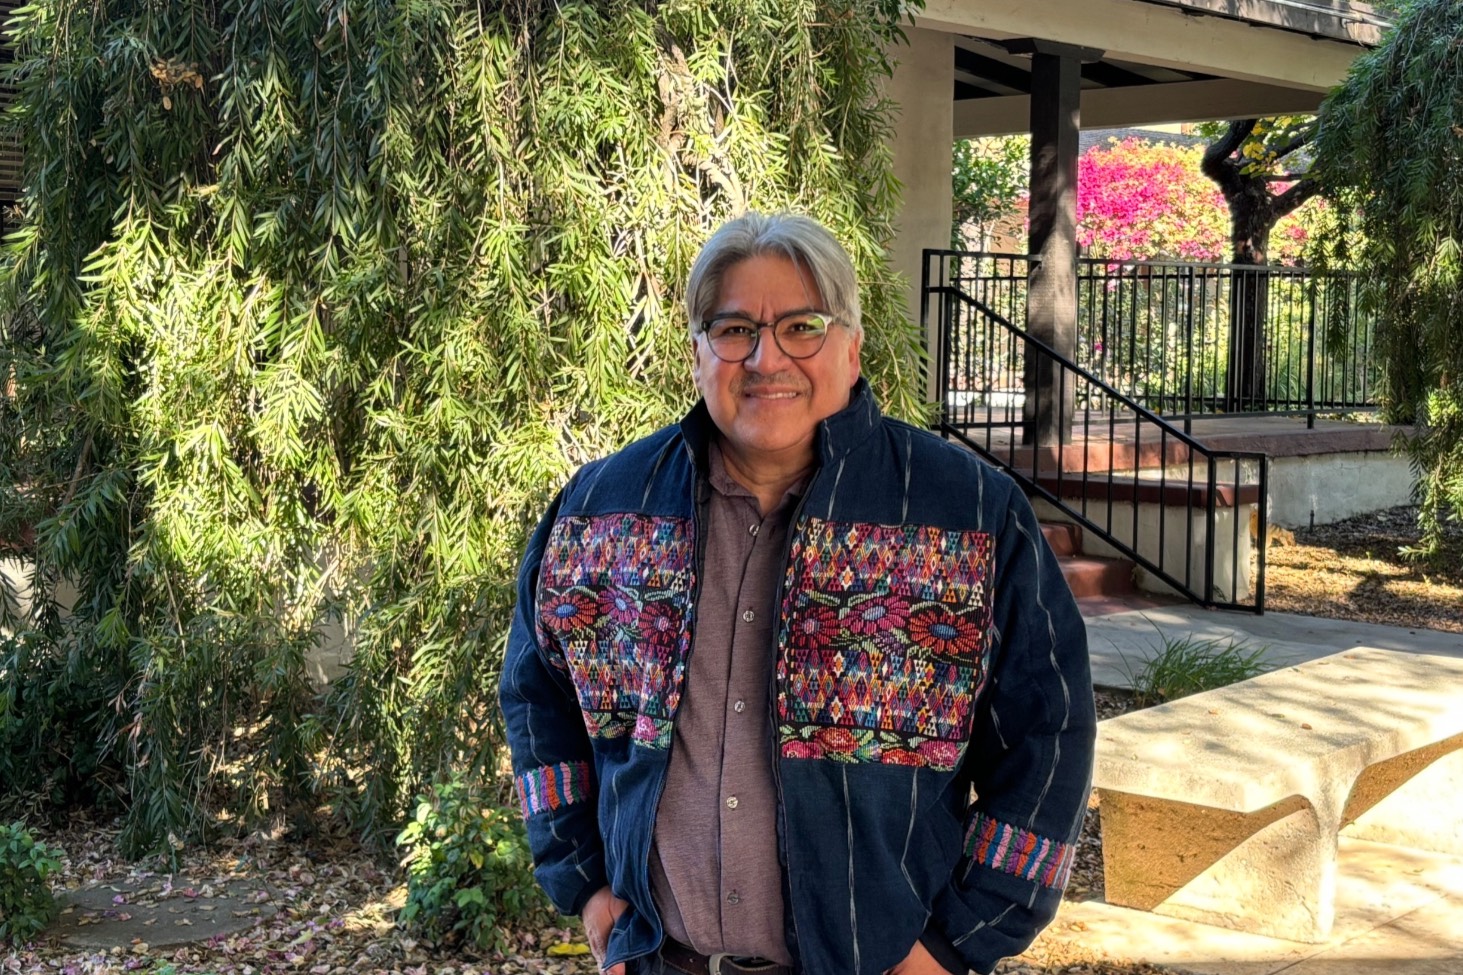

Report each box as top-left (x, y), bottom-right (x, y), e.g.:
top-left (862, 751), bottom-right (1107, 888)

top-left (678, 377), bottom-right (881, 472)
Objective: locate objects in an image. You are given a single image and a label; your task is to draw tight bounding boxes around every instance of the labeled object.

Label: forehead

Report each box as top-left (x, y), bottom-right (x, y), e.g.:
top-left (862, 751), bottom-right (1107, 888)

top-left (714, 254), bottom-right (824, 312)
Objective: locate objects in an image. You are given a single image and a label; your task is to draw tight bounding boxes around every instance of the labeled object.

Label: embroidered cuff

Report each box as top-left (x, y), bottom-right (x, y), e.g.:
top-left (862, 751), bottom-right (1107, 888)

top-left (516, 761), bottom-right (594, 818)
top-left (963, 811), bottom-right (1075, 889)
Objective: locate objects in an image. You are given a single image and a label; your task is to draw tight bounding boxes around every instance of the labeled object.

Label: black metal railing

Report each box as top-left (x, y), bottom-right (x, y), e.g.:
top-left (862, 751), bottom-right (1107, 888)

top-left (946, 251), bottom-right (1379, 426)
top-left (925, 250), bottom-right (1270, 612)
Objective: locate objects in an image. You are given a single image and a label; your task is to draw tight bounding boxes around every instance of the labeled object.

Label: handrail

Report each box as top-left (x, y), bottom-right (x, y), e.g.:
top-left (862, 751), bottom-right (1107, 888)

top-left (927, 249), bottom-right (1380, 426)
top-left (925, 250), bottom-right (1270, 612)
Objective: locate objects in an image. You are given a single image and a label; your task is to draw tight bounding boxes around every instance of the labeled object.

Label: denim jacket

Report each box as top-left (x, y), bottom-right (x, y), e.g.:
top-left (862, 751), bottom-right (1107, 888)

top-left (500, 380), bottom-right (1096, 975)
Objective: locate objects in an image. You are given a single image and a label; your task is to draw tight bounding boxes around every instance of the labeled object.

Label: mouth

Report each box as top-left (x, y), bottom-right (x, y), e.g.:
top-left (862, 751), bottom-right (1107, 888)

top-left (741, 389), bottom-right (802, 400)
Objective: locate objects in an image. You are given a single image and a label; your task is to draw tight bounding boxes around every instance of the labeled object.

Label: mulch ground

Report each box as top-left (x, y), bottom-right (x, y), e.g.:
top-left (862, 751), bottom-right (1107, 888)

top-left (7, 504), bottom-right (1457, 975)
top-left (1261, 505), bottom-right (1463, 633)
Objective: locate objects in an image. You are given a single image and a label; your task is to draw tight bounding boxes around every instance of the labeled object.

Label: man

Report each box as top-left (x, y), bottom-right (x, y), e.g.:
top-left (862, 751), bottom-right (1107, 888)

top-left (500, 212), bottom-right (1095, 975)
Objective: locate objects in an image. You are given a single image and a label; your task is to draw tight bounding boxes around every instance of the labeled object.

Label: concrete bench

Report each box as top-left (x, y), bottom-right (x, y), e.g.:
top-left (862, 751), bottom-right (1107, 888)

top-left (1093, 647), bottom-right (1463, 942)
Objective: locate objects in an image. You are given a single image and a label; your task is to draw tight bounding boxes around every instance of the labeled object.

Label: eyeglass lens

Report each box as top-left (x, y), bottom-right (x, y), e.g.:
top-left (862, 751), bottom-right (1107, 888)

top-left (704, 313), bottom-right (831, 362)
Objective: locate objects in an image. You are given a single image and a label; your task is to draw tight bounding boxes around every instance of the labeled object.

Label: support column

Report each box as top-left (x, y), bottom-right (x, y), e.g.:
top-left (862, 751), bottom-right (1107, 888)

top-left (886, 28), bottom-right (953, 405)
top-left (1021, 46), bottom-right (1092, 446)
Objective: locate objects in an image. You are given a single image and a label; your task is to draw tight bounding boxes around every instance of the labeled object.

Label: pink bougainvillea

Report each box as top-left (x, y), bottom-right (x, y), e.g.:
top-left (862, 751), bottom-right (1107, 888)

top-left (1076, 138), bottom-right (1317, 264)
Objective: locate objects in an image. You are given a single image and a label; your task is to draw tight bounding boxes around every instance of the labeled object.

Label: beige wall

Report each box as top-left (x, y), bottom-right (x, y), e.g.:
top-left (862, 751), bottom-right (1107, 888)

top-left (886, 27), bottom-right (954, 403)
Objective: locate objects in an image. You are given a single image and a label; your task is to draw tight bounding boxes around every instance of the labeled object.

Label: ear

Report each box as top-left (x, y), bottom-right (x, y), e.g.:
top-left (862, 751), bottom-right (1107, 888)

top-left (690, 334), bottom-right (706, 393)
top-left (847, 329), bottom-right (862, 383)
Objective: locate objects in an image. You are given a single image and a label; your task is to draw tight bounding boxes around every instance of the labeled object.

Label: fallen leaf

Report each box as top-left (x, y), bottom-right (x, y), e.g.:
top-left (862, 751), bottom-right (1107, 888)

top-left (548, 943), bottom-right (591, 957)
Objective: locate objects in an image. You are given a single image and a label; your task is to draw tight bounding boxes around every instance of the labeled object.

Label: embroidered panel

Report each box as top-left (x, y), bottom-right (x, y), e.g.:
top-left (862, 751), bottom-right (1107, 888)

top-left (777, 519), bottom-right (994, 771)
top-left (516, 761), bottom-right (594, 819)
top-left (963, 812), bottom-right (1075, 890)
top-left (787, 518), bottom-right (994, 604)
top-left (538, 514), bottom-right (695, 749)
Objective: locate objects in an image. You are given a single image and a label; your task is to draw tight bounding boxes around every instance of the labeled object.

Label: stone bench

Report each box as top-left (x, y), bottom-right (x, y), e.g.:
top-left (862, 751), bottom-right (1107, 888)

top-left (1093, 647), bottom-right (1463, 942)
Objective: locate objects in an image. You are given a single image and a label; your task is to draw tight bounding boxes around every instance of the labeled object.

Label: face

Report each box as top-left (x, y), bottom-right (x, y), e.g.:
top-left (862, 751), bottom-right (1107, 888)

top-left (692, 254), bottom-right (861, 472)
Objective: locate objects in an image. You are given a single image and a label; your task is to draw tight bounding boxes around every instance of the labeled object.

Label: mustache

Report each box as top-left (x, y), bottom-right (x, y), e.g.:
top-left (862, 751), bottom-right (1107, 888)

top-left (734, 375), bottom-right (809, 394)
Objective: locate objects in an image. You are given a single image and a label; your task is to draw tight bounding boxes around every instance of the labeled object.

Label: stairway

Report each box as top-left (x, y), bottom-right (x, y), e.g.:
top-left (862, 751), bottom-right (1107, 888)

top-left (1041, 522), bottom-right (1136, 600)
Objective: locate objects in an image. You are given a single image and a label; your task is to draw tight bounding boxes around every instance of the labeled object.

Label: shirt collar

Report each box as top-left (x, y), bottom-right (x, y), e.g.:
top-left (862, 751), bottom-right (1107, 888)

top-left (706, 440), bottom-right (809, 508)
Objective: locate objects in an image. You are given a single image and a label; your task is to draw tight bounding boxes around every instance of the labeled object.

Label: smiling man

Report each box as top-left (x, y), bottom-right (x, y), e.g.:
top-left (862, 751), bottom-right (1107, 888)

top-left (500, 212), bottom-right (1095, 975)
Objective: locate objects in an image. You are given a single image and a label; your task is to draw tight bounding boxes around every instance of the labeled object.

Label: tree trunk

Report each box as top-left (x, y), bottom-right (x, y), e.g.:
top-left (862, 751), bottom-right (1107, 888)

top-left (1227, 191), bottom-right (1273, 412)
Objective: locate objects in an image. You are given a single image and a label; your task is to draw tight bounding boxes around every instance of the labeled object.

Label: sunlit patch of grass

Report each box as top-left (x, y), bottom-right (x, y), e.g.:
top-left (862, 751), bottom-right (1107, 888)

top-left (1120, 624), bottom-right (1269, 708)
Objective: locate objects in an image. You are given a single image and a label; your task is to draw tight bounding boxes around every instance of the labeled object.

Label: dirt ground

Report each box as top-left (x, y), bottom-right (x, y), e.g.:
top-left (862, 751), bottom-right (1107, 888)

top-left (1261, 505), bottom-right (1463, 632)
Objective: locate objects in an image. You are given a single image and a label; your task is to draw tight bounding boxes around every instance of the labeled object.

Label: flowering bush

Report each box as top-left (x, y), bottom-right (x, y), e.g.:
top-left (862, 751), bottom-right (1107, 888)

top-left (1077, 138), bottom-right (1319, 263)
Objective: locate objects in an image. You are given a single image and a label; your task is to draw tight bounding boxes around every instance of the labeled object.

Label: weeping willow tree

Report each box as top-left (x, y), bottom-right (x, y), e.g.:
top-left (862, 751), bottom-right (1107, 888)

top-left (1312, 0), bottom-right (1463, 556)
top-left (0, 0), bottom-right (926, 854)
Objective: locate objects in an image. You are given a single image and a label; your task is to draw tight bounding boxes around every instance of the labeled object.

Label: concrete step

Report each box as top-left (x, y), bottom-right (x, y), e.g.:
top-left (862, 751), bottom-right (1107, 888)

top-left (1061, 554), bottom-right (1137, 599)
top-left (1041, 520), bottom-right (1137, 599)
top-left (1041, 521), bottom-right (1083, 557)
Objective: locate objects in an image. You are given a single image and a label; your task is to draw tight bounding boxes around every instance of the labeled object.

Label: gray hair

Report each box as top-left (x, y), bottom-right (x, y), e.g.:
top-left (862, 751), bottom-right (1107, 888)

top-left (685, 211), bottom-right (863, 340)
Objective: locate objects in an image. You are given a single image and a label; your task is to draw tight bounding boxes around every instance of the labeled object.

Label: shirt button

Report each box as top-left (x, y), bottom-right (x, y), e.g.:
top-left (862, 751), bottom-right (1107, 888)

top-left (749, 524), bottom-right (760, 537)
top-left (726, 796), bottom-right (739, 809)
top-left (733, 700), bottom-right (746, 714)
top-left (727, 891), bottom-right (741, 905)
top-left (741, 610), bottom-right (755, 623)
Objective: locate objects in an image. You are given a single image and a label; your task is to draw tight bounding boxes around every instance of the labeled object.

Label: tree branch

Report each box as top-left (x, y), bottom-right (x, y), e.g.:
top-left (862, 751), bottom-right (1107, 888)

top-left (1271, 126), bottom-right (1316, 163)
top-left (1274, 177), bottom-right (1320, 220)
top-left (1203, 119), bottom-right (1256, 170)
top-left (1201, 119), bottom-right (1257, 197)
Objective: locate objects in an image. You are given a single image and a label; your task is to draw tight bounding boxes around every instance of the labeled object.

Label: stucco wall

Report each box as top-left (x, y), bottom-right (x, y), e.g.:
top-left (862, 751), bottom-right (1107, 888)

top-left (1266, 450), bottom-right (1416, 528)
top-left (886, 26), bottom-right (953, 402)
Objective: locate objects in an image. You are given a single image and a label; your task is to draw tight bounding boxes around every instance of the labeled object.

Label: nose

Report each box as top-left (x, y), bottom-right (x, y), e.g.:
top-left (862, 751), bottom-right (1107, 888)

top-left (743, 325), bottom-right (791, 372)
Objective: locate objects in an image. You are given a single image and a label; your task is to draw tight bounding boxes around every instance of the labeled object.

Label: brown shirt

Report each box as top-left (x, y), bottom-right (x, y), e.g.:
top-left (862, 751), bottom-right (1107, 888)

top-left (648, 444), bottom-right (803, 964)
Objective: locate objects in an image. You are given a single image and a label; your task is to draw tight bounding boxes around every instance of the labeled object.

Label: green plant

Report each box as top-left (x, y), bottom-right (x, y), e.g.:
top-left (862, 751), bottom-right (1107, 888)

top-left (951, 135), bottom-right (1029, 248)
top-left (397, 773), bottom-right (550, 953)
top-left (0, 822), bottom-right (61, 944)
top-left (0, 0), bottom-right (928, 853)
top-left (1121, 626), bottom-right (1269, 707)
top-left (1312, 0), bottom-right (1463, 559)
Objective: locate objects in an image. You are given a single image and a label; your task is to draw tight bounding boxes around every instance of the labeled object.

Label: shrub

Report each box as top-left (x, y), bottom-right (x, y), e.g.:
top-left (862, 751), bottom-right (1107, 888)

top-left (0, 822), bottom-right (61, 945)
top-left (1123, 629), bottom-right (1269, 707)
top-left (397, 774), bottom-right (551, 953)
top-left (0, 0), bottom-right (926, 854)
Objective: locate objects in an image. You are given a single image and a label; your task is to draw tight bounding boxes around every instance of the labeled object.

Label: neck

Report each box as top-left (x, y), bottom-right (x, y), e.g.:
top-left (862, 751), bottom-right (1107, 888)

top-left (718, 440), bottom-right (814, 517)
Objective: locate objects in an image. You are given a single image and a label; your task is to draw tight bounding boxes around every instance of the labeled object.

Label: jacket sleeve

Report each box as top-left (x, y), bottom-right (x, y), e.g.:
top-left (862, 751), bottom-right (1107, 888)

top-left (923, 486), bottom-right (1097, 975)
top-left (498, 490), bottom-right (609, 917)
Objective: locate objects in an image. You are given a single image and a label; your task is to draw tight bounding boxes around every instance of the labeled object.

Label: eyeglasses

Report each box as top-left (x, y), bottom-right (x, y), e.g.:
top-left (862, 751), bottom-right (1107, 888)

top-left (699, 311), bottom-right (839, 363)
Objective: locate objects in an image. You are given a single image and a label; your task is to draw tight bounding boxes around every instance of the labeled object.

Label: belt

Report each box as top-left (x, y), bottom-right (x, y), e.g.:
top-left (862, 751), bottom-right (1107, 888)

top-left (657, 939), bottom-right (794, 975)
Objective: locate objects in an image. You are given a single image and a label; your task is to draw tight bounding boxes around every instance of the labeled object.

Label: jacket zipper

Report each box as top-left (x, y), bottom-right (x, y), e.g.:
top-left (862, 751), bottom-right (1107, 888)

top-left (769, 478), bottom-right (815, 971)
top-left (635, 453), bottom-right (711, 963)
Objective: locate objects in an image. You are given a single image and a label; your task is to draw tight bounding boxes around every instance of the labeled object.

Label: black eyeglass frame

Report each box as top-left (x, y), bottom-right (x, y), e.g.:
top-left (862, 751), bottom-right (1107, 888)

top-left (696, 310), bottom-right (844, 364)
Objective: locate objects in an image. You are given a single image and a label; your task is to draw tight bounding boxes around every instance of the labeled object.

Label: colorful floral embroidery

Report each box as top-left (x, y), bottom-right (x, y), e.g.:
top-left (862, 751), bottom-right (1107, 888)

top-left (598, 587), bottom-right (642, 626)
top-left (845, 593), bottom-right (909, 636)
top-left (516, 761), bottom-right (594, 818)
top-left (777, 518), bottom-right (994, 769)
top-left (963, 812), bottom-right (1076, 890)
top-left (778, 725), bottom-right (965, 770)
top-left (542, 591), bottom-right (598, 632)
top-left (907, 603), bottom-right (985, 657)
top-left (537, 514), bottom-right (695, 749)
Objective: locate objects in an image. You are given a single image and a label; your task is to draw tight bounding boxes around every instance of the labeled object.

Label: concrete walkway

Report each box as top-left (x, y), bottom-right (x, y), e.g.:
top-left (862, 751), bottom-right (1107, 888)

top-left (1056, 603), bottom-right (1463, 974)
top-left (1084, 602), bottom-right (1463, 690)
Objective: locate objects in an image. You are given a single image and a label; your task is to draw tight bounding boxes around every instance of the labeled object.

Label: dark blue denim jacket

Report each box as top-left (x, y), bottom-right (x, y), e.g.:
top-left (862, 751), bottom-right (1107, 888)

top-left (500, 380), bottom-right (1095, 975)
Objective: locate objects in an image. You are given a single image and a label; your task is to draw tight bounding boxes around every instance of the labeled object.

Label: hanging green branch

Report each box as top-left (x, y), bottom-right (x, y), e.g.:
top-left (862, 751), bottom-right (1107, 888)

top-left (0, 0), bottom-right (926, 854)
top-left (1311, 0), bottom-right (1463, 558)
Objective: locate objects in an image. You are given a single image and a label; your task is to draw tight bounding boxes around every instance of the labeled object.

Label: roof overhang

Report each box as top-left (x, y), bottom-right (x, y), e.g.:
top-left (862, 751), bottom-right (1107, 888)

top-left (921, 0), bottom-right (1388, 137)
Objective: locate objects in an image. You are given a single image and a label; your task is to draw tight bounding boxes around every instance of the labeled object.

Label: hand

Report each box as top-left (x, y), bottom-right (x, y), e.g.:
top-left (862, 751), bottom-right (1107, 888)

top-left (581, 885), bottom-right (632, 975)
top-left (884, 939), bottom-right (958, 975)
